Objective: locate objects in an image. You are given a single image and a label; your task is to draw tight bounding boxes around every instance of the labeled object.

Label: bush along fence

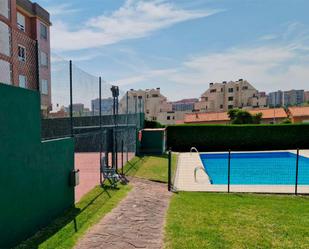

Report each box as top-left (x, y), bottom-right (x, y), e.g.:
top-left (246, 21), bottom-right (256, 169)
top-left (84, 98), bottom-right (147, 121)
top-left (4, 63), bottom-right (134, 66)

top-left (166, 124), bottom-right (309, 152)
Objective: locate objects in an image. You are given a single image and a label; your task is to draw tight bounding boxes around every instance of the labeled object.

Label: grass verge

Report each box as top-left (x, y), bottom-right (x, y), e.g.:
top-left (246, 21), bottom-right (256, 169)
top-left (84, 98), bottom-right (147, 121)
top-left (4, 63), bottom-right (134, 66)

top-left (165, 192), bottom-right (309, 249)
top-left (123, 154), bottom-right (177, 183)
top-left (14, 184), bottom-right (131, 249)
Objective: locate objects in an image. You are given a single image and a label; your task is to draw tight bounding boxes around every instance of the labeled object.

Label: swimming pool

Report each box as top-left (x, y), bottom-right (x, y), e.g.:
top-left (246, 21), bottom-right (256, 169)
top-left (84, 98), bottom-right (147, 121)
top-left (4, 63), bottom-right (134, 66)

top-left (200, 152), bottom-right (309, 185)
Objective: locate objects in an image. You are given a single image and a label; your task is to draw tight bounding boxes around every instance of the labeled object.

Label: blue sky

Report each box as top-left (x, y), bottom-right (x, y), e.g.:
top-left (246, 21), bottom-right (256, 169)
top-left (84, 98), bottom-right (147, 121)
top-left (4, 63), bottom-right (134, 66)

top-left (37, 0), bottom-right (309, 101)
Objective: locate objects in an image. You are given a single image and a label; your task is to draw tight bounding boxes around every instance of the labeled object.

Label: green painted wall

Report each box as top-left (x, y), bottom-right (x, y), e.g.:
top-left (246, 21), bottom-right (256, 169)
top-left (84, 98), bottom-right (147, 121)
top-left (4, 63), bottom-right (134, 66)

top-left (0, 84), bottom-right (74, 248)
top-left (140, 129), bottom-right (166, 154)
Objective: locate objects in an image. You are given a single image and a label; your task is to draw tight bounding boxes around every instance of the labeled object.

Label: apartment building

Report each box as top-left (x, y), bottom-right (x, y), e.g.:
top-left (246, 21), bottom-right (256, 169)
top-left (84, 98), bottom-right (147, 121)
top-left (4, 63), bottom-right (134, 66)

top-left (171, 98), bottom-right (198, 112)
top-left (195, 79), bottom-right (267, 112)
top-left (157, 110), bottom-right (187, 125)
top-left (305, 91), bottom-right (309, 102)
top-left (119, 88), bottom-right (172, 121)
top-left (0, 0), bottom-right (51, 113)
top-left (91, 97), bottom-right (114, 115)
top-left (268, 90), bottom-right (305, 107)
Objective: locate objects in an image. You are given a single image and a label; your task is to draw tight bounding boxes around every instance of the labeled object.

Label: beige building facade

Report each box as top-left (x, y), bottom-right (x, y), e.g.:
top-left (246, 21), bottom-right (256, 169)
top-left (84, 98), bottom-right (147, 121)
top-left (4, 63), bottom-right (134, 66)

top-left (157, 110), bottom-right (187, 125)
top-left (195, 79), bottom-right (267, 112)
top-left (119, 88), bottom-right (172, 121)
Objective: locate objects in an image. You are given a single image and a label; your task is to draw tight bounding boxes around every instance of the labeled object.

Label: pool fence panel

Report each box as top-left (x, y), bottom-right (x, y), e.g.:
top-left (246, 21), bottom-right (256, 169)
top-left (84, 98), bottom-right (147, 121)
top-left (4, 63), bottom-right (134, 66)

top-left (172, 149), bottom-right (309, 195)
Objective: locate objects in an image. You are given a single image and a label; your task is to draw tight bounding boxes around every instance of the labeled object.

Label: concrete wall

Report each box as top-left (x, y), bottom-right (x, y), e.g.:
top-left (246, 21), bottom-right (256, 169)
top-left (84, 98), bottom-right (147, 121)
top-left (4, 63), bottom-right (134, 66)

top-left (0, 83), bottom-right (74, 248)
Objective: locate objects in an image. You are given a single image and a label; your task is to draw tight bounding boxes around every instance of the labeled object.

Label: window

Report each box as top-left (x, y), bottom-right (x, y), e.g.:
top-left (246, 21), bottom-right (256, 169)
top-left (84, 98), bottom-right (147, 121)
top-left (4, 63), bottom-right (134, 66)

top-left (18, 45), bottom-right (26, 62)
top-left (221, 88), bottom-right (223, 92)
top-left (0, 59), bottom-right (11, 84)
top-left (0, 0), bottom-right (10, 19)
top-left (242, 86), bottom-right (248, 90)
top-left (152, 94), bottom-right (159, 98)
top-left (228, 96), bottom-right (234, 101)
top-left (228, 88), bottom-right (234, 93)
top-left (236, 87), bottom-right (239, 91)
top-left (210, 89), bottom-right (216, 93)
top-left (40, 51), bottom-right (48, 67)
top-left (19, 75), bottom-right (26, 88)
top-left (167, 116), bottom-right (170, 120)
top-left (40, 23), bottom-right (48, 39)
top-left (220, 104), bottom-right (223, 109)
top-left (17, 12), bottom-right (25, 31)
top-left (228, 105), bottom-right (234, 109)
top-left (205, 97), bottom-right (208, 101)
top-left (41, 79), bottom-right (48, 95)
top-left (0, 21), bottom-right (11, 56)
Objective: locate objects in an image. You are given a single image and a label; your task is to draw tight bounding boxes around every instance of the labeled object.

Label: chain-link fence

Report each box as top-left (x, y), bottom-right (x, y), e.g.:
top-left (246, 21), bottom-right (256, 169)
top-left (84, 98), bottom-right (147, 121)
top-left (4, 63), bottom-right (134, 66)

top-left (42, 54), bottom-right (143, 202)
top-left (170, 149), bottom-right (309, 194)
top-left (0, 33), bottom-right (145, 202)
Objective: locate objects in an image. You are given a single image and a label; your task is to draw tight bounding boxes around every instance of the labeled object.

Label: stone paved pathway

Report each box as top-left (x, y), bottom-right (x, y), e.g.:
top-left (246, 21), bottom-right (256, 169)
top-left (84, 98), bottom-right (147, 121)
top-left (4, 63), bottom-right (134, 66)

top-left (74, 178), bottom-right (172, 249)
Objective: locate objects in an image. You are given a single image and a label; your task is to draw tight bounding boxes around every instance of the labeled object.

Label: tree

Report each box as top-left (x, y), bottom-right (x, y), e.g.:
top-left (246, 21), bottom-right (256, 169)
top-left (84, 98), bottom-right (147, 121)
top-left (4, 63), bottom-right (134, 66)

top-left (281, 118), bottom-right (292, 124)
top-left (228, 109), bottom-right (262, 124)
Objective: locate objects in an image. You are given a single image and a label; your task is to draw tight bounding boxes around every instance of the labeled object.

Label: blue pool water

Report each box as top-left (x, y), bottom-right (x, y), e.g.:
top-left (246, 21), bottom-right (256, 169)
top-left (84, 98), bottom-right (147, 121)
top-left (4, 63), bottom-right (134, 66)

top-left (200, 152), bottom-right (309, 185)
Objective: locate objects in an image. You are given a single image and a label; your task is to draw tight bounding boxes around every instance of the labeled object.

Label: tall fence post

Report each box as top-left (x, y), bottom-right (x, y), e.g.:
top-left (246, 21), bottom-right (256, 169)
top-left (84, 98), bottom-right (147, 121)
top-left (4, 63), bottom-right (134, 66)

top-left (228, 150), bottom-right (231, 193)
top-left (121, 140), bottom-right (124, 175)
top-left (126, 91), bottom-right (129, 162)
top-left (168, 149), bottom-right (172, 192)
top-left (99, 77), bottom-right (102, 172)
top-left (295, 149), bottom-right (299, 195)
top-left (69, 60), bottom-right (73, 137)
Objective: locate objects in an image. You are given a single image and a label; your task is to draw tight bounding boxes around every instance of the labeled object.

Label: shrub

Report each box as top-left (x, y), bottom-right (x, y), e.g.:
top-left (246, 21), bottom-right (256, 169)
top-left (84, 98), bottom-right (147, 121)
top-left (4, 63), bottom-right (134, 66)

top-left (228, 109), bottom-right (262, 124)
top-left (144, 120), bottom-right (165, 128)
top-left (166, 124), bottom-right (309, 152)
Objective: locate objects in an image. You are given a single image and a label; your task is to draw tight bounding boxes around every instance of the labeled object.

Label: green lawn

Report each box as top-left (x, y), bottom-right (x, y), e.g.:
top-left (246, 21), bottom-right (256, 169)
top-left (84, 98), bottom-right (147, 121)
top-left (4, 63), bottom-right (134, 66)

top-left (124, 153), bottom-right (177, 183)
top-left (15, 184), bottom-right (131, 249)
top-left (165, 192), bottom-right (309, 249)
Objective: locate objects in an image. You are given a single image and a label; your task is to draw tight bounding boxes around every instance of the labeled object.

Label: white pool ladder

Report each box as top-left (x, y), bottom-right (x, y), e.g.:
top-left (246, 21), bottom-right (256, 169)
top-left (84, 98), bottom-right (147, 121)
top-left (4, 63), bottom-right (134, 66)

top-left (190, 147), bottom-right (199, 155)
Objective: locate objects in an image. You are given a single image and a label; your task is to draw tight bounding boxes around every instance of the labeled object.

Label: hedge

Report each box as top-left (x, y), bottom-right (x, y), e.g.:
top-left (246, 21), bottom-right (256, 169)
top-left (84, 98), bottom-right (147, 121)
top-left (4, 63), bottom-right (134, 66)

top-left (166, 124), bottom-right (309, 152)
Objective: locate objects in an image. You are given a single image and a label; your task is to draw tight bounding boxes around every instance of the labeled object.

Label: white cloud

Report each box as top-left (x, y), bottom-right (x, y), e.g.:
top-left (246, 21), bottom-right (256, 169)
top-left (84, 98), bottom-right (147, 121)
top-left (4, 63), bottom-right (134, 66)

top-left (114, 42), bottom-right (309, 100)
top-left (47, 3), bottom-right (80, 16)
top-left (51, 0), bottom-right (222, 51)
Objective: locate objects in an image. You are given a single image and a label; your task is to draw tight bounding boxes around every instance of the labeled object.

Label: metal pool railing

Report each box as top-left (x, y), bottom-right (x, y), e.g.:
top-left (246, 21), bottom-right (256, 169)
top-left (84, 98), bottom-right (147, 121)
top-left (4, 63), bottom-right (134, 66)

top-left (168, 148), bottom-right (309, 195)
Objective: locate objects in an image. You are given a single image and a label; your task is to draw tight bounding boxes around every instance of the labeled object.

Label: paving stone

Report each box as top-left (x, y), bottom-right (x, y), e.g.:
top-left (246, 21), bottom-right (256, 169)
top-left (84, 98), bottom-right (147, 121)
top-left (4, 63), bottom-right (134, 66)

top-left (75, 178), bottom-right (172, 249)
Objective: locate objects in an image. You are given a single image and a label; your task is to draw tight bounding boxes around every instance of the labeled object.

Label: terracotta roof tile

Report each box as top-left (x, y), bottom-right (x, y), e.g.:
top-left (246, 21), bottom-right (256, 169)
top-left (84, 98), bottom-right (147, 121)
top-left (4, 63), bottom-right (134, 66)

top-left (288, 106), bottom-right (309, 117)
top-left (249, 108), bottom-right (287, 119)
top-left (184, 108), bottom-right (287, 123)
top-left (184, 112), bottom-right (229, 123)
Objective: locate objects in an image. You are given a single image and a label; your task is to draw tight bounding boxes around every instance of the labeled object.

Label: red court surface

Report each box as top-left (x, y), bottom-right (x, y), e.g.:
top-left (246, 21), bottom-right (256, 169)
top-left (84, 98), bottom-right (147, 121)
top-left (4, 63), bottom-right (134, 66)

top-left (74, 152), bottom-right (135, 202)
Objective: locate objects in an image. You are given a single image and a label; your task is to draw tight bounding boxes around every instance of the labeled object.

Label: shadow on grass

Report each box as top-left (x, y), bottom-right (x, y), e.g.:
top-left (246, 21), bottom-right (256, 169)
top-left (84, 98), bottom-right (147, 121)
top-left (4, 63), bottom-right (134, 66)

top-left (14, 185), bottom-right (114, 249)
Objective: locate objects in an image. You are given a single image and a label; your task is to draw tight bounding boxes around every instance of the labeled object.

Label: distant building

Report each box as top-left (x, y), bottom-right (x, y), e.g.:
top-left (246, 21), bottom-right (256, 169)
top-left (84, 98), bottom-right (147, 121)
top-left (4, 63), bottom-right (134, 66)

top-left (184, 108), bottom-right (287, 125)
top-left (268, 91), bottom-right (283, 107)
top-left (194, 79), bottom-right (267, 113)
top-left (0, 0), bottom-right (52, 114)
top-left (269, 90), bottom-right (304, 107)
top-left (157, 111), bottom-right (187, 125)
top-left (119, 88), bottom-right (172, 121)
top-left (304, 91), bottom-right (309, 103)
top-left (91, 97), bottom-right (114, 115)
top-left (171, 98), bottom-right (198, 112)
top-left (66, 103), bottom-right (84, 115)
top-left (288, 106), bottom-right (309, 123)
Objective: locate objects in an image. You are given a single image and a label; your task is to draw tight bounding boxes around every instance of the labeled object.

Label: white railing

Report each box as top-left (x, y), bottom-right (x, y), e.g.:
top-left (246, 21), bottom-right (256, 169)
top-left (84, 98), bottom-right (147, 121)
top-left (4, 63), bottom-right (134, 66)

top-left (190, 147), bottom-right (199, 155)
